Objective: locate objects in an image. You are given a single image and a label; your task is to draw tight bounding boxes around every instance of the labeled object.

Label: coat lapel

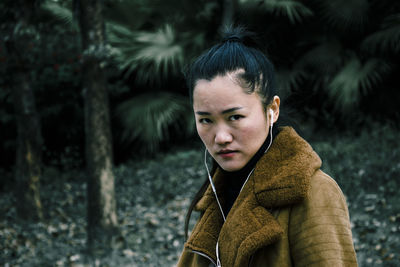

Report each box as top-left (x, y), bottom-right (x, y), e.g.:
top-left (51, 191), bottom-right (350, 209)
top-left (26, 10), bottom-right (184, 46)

top-left (218, 186), bottom-right (284, 266)
top-left (253, 127), bottom-right (321, 208)
top-left (185, 196), bottom-right (223, 262)
top-left (184, 166), bottom-right (227, 263)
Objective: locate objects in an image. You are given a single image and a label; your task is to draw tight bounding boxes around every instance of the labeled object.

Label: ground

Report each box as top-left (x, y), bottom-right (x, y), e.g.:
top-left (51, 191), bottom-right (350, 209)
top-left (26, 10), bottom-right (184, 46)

top-left (1, 124), bottom-right (399, 266)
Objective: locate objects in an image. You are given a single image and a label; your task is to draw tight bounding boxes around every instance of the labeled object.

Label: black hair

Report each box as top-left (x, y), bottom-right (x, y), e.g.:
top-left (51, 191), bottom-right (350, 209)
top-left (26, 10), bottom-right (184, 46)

top-left (184, 26), bottom-right (277, 108)
top-left (184, 26), bottom-right (279, 240)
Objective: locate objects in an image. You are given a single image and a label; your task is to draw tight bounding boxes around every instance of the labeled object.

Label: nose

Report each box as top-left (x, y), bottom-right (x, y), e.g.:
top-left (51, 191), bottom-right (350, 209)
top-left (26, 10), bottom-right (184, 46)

top-left (214, 127), bottom-right (233, 145)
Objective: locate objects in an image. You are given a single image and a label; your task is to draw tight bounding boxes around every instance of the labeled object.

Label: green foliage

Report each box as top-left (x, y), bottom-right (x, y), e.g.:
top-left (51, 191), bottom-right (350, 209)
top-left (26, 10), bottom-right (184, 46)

top-left (319, 0), bottom-right (369, 30)
top-left (2, 0), bottom-right (400, 164)
top-left (362, 13), bottom-right (400, 54)
top-left (41, 1), bottom-right (77, 30)
top-left (295, 40), bottom-right (344, 74)
top-left (104, 0), bottom-right (215, 85)
top-left (289, 37), bottom-right (394, 116)
top-left (261, 0), bottom-right (314, 24)
top-left (327, 54), bottom-right (391, 112)
top-left (115, 92), bottom-right (195, 154)
top-left (109, 24), bottom-right (184, 84)
top-left (264, 0), bottom-right (400, 122)
top-left (0, 0), bottom-right (84, 168)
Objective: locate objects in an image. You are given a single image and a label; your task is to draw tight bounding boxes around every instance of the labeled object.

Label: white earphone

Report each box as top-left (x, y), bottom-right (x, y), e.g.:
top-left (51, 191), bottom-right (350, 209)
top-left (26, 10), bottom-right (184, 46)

top-left (270, 109), bottom-right (274, 127)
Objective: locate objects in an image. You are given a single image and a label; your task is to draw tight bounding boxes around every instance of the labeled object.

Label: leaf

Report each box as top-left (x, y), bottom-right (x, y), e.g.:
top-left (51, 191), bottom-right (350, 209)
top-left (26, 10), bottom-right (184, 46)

top-left (361, 14), bottom-right (400, 54)
top-left (319, 0), bottom-right (369, 30)
top-left (262, 0), bottom-right (314, 24)
top-left (41, 1), bottom-right (77, 30)
top-left (295, 40), bottom-right (344, 75)
top-left (115, 92), bottom-right (195, 154)
top-left (328, 54), bottom-right (391, 112)
top-left (108, 24), bottom-right (184, 85)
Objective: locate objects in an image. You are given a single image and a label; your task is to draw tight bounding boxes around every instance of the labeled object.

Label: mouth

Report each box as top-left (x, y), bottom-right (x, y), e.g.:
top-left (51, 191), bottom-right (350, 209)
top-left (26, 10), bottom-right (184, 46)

top-left (217, 149), bottom-right (237, 158)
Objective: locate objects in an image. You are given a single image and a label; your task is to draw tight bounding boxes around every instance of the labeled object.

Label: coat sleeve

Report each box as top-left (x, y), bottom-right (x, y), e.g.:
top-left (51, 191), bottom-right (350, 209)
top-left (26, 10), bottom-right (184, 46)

top-left (288, 170), bottom-right (358, 267)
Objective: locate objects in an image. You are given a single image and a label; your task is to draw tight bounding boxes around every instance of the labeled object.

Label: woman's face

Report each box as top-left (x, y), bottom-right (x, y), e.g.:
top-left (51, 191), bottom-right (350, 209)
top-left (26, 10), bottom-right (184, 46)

top-left (193, 74), bottom-right (274, 172)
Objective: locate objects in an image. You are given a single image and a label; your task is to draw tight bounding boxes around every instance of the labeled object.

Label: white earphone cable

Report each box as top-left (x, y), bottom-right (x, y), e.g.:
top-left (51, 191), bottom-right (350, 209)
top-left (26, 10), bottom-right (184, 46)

top-left (204, 113), bottom-right (274, 221)
top-left (204, 110), bottom-right (274, 267)
top-left (204, 149), bottom-right (226, 222)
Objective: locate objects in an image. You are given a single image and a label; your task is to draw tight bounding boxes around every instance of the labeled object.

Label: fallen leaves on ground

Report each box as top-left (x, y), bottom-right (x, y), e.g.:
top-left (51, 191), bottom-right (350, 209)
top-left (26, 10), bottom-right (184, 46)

top-left (1, 143), bottom-right (400, 266)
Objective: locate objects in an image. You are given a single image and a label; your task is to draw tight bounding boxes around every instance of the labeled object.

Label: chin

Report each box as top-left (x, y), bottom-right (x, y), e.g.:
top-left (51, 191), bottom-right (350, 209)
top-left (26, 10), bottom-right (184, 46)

top-left (219, 162), bottom-right (244, 172)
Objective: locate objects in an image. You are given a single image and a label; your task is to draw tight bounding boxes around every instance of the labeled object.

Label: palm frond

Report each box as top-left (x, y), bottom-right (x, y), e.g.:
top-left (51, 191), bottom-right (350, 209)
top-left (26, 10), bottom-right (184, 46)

top-left (328, 54), bottom-right (391, 112)
top-left (108, 24), bottom-right (184, 85)
top-left (361, 14), bottom-right (400, 54)
top-left (115, 92), bottom-right (195, 154)
top-left (319, 0), bottom-right (369, 30)
top-left (295, 40), bottom-right (344, 75)
top-left (41, 1), bottom-right (77, 30)
top-left (262, 0), bottom-right (314, 24)
top-left (135, 25), bottom-right (183, 76)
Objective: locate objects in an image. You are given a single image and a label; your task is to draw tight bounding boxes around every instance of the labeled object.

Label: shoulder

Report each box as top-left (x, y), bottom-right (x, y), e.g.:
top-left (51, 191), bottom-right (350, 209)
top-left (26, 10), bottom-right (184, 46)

top-left (289, 169), bottom-right (352, 231)
top-left (307, 170), bottom-right (349, 210)
top-left (311, 170), bottom-right (343, 192)
top-left (288, 169), bottom-right (352, 234)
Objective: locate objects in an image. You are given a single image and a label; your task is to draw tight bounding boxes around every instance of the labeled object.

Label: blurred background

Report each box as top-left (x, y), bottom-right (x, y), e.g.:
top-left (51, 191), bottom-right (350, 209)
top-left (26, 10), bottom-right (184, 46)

top-left (1, 0), bottom-right (399, 266)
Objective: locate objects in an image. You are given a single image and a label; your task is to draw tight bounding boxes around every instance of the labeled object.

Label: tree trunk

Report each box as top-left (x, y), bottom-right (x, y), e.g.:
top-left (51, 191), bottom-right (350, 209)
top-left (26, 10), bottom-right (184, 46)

top-left (11, 69), bottom-right (44, 221)
top-left (77, 0), bottom-right (119, 254)
top-left (6, 0), bottom-right (43, 221)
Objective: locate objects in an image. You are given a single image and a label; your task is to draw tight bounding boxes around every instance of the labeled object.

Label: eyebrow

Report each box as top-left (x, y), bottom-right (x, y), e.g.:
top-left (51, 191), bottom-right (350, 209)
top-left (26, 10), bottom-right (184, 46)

top-left (195, 107), bottom-right (243, 115)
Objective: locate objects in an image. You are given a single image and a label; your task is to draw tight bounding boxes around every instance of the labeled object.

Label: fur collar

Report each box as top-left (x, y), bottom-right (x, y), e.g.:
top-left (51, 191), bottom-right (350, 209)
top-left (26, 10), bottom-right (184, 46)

top-left (185, 127), bottom-right (322, 266)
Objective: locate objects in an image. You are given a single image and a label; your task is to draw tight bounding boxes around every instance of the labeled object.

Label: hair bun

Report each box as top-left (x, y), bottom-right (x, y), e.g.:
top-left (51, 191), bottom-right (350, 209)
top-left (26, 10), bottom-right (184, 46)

top-left (220, 25), bottom-right (258, 47)
top-left (223, 35), bottom-right (242, 43)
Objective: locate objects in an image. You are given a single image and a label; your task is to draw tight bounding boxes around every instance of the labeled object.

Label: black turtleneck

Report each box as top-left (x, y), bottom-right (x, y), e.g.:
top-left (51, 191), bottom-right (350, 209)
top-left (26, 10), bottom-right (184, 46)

top-left (221, 131), bottom-right (274, 215)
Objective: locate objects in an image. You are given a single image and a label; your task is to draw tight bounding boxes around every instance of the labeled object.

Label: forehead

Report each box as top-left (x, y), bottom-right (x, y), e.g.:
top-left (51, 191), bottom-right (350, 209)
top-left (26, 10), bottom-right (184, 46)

top-left (193, 75), bottom-right (262, 111)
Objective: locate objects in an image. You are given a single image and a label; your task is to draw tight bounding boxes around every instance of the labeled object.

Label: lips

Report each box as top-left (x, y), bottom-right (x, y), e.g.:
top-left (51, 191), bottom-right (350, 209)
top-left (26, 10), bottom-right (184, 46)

top-left (218, 149), bottom-right (236, 154)
top-left (217, 149), bottom-right (237, 158)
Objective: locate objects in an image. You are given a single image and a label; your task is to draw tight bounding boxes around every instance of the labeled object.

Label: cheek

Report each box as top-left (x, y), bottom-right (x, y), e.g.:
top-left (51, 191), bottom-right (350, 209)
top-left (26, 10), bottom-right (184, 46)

top-left (237, 127), bottom-right (257, 141)
top-left (237, 121), bottom-right (268, 143)
top-left (196, 125), bottom-right (211, 144)
top-left (238, 120), bottom-right (264, 136)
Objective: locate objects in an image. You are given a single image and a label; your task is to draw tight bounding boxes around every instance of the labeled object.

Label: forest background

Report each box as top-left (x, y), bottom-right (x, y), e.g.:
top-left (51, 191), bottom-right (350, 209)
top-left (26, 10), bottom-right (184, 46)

top-left (1, 0), bottom-right (399, 266)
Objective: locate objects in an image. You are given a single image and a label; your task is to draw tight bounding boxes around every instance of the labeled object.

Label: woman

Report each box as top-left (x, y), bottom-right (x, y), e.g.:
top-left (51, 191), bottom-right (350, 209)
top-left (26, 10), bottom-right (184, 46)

top-left (178, 27), bottom-right (357, 267)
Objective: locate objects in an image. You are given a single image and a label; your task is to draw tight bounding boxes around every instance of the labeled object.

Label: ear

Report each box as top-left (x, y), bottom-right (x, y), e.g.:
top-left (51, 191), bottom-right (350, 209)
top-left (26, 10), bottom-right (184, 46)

top-left (270, 96), bottom-right (280, 124)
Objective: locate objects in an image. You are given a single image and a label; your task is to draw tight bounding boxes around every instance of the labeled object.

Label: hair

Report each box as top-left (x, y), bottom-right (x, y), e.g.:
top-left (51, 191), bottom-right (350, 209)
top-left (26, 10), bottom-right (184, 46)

top-left (183, 26), bottom-right (279, 240)
top-left (185, 25), bottom-right (277, 108)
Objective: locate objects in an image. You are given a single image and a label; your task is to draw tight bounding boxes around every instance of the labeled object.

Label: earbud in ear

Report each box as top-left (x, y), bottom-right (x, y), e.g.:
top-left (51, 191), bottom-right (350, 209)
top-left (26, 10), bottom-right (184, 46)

top-left (270, 109), bottom-right (274, 126)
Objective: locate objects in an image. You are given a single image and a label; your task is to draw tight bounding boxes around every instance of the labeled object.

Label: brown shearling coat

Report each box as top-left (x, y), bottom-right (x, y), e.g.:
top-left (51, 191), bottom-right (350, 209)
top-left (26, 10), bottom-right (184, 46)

top-left (177, 127), bottom-right (358, 267)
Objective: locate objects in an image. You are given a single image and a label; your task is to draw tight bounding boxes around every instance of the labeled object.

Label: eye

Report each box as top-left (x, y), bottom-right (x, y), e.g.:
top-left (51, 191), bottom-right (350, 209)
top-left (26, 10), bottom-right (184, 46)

top-left (229, 114), bottom-right (244, 121)
top-left (199, 118), bottom-right (212, 124)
